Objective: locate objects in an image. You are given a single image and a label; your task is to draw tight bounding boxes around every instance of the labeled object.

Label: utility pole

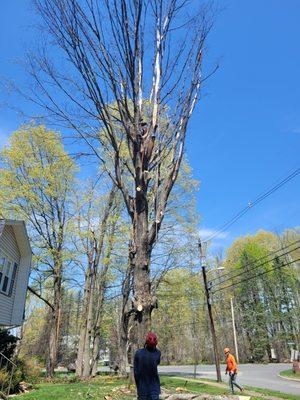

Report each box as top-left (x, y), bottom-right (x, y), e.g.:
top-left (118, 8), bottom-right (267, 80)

top-left (198, 240), bottom-right (222, 382)
top-left (230, 297), bottom-right (239, 363)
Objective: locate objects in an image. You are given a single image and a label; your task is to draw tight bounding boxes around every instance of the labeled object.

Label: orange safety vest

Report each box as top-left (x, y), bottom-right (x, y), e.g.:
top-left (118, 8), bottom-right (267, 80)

top-left (226, 354), bottom-right (237, 373)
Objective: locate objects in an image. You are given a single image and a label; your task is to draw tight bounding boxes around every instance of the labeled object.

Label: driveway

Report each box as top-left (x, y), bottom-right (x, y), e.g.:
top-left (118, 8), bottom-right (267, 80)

top-left (157, 363), bottom-right (300, 396)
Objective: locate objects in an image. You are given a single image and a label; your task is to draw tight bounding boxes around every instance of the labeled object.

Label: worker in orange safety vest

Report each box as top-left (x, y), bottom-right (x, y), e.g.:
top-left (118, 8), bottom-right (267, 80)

top-left (224, 347), bottom-right (244, 394)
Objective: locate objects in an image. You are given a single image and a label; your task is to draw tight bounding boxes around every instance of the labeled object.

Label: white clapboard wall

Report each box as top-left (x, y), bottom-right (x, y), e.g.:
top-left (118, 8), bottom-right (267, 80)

top-left (0, 220), bottom-right (31, 327)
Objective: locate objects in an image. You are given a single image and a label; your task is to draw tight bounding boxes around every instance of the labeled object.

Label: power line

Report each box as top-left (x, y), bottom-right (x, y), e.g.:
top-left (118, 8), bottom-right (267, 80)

top-left (212, 257), bottom-right (300, 294)
top-left (152, 303), bottom-right (299, 332)
top-left (204, 167), bottom-right (300, 242)
top-left (211, 245), bottom-right (300, 290)
top-left (208, 239), bottom-right (300, 284)
top-left (152, 311), bottom-right (299, 332)
top-left (209, 239), bottom-right (300, 283)
top-left (209, 242), bottom-right (300, 289)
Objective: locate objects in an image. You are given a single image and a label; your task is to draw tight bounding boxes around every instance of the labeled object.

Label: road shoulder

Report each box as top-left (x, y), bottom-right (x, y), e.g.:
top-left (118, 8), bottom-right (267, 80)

top-left (278, 372), bottom-right (300, 382)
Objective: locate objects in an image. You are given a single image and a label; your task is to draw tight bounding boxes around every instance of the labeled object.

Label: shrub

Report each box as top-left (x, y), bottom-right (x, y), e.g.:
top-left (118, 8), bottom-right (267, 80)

top-left (0, 330), bottom-right (17, 360)
top-left (0, 368), bottom-right (10, 388)
top-left (0, 357), bottom-right (43, 394)
top-left (21, 357), bottom-right (43, 383)
top-left (10, 362), bottom-right (24, 393)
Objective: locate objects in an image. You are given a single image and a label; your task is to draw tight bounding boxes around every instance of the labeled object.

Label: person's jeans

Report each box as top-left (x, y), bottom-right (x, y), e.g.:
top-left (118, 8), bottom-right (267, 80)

top-left (229, 372), bottom-right (243, 394)
top-left (138, 396), bottom-right (159, 400)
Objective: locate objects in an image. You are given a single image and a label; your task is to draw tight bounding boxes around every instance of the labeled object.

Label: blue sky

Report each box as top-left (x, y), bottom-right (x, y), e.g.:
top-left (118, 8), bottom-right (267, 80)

top-left (187, 0), bottom-right (300, 251)
top-left (0, 1), bottom-right (299, 253)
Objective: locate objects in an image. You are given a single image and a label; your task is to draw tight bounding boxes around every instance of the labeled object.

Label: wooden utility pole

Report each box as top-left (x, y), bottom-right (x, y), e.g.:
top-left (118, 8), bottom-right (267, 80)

top-left (198, 240), bottom-right (222, 382)
top-left (230, 297), bottom-right (239, 363)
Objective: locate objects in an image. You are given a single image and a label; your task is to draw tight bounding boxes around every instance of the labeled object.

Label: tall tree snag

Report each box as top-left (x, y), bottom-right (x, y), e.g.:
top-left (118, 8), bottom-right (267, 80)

top-left (29, 0), bottom-right (214, 347)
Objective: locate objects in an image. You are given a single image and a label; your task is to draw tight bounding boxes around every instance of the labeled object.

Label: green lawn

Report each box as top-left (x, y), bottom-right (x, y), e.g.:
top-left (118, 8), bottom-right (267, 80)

top-left (279, 369), bottom-right (300, 381)
top-left (20, 376), bottom-right (133, 400)
top-left (161, 376), bottom-right (226, 395)
top-left (20, 376), bottom-right (226, 400)
top-left (18, 374), bottom-right (299, 400)
top-left (164, 376), bottom-right (300, 400)
top-left (243, 385), bottom-right (300, 400)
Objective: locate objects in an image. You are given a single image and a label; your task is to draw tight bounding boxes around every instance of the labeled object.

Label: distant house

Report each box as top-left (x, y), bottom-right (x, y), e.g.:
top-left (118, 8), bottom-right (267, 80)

top-left (0, 220), bottom-right (31, 327)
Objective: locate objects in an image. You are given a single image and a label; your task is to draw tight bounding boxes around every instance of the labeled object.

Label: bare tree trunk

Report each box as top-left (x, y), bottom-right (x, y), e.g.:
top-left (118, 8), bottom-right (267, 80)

top-left (90, 217), bottom-right (118, 377)
top-left (91, 337), bottom-right (99, 377)
top-left (82, 274), bottom-right (95, 378)
top-left (47, 262), bottom-right (62, 378)
top-left (117, 330), bottom-right (128, 376)
top-left (48, 313), bottom-right (59, 377)
top-left (116, 257), bottom-right (133, 377)
top-left (76, 267), bottom-right (92, 377)
top-left (132, 205), bottom-right (153, 347)
top-left (90, 289), bottom-right (104, 377)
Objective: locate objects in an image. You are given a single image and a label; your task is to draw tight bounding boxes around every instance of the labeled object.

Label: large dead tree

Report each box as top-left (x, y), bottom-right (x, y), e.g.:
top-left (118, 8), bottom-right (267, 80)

top-left (114, 163), bottom-right (199, 376)
top-left (29, 0), bottom-right (214, 346)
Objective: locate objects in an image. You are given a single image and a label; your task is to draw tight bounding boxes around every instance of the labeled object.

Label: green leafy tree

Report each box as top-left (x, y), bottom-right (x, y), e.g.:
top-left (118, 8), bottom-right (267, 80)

top-left (0, 125), bottom-right (76, 377)
top-left (222, 230), bottom-right (300, 362)
top-left (152, 268), bottom-right (205, 364)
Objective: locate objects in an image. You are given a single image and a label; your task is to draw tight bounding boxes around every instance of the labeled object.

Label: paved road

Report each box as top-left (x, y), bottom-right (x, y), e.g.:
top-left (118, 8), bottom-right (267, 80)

top-left (157, 363), bottom-right (300, 396)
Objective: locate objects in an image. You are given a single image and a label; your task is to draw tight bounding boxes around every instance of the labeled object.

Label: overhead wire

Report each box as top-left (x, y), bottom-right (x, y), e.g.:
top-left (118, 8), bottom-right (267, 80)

top-left (209, 242), bottom-right (300, 289)
top-left (212, 253), bottom-right (300, 294)
top-left (152, 170), bottom-right (300, 331)
top-left (212, 257), bottom-right (300, 294)
top-left (208, 238), bottom-right (300, 284)
top-left (203, 167), bottom-right (300, 242)
top-left (152, 261), bottom-right (299, 331)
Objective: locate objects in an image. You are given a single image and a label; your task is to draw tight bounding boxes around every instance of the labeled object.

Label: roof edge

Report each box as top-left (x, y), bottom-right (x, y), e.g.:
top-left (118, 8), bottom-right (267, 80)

top-left (0, 219), bottom-right (32, 255)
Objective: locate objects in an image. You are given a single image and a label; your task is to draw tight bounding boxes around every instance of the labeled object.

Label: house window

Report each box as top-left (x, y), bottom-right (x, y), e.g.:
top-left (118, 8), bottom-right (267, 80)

top-left (0, 254), bottom-right (18, 296)
top-left (0, 254), bottom-right (5, 287)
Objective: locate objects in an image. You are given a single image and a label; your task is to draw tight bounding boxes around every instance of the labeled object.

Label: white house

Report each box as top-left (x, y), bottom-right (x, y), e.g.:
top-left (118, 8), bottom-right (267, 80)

top-left (0, 220), bottom-right (31, 327)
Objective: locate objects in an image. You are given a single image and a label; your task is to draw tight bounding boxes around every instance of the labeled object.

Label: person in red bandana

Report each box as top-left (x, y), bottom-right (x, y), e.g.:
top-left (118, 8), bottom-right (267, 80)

top-left (134, 332), bottom-right (161, 400)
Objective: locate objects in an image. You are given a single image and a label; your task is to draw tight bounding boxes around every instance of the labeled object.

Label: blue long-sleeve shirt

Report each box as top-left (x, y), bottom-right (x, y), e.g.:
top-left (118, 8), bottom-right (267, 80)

top-left (134, 347), bottom-right (161, 397)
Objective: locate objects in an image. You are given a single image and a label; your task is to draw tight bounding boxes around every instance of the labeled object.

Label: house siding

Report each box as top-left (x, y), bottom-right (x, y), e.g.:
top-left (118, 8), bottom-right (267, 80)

top-left (0, 293), bottom-right (12, 325)
top-left (11, 254), bottom-right (31, 325)
top-left (0, 220), bottom-right (5, 236)
top-left (0, 225), bottom-right (21, 262)
top-left (0, 225), bottom-right (21, 325)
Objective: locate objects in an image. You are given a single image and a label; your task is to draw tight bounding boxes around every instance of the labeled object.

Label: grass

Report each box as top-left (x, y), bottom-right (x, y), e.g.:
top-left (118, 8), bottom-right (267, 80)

top-left (17, 374), bottom-right (299, 400)
top-left (234, 383), bottom-right (299, 400)
top-left (161, 376), bottom-right (226, 395)
top-left (243, 385), bottom-right (300, 400)
top-left (17, 375), bottom-right (226, 400)
top-left (279, 369), bottom-right (300, 381)
top-left (20, 376), bottom-right (133, 400)
top-left (165, 375), bottom-right (300, 400)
